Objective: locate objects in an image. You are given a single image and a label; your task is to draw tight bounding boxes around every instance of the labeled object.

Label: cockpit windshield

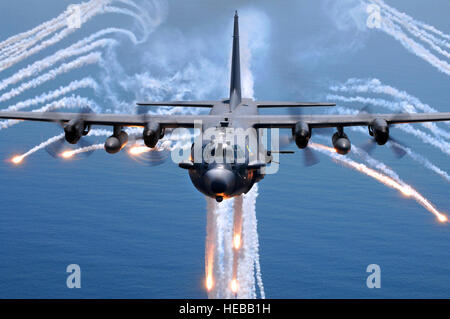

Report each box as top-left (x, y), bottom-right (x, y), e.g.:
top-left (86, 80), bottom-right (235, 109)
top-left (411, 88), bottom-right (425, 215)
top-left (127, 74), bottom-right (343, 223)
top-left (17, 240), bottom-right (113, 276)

top-left (190, 141), bottom-right (250, 165)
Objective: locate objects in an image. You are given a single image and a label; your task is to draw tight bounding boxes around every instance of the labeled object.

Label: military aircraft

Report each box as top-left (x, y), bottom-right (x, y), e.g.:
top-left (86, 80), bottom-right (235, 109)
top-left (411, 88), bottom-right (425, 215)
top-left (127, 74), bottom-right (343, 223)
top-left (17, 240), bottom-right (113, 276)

top-left (1, 12), bottom-right (449, 202)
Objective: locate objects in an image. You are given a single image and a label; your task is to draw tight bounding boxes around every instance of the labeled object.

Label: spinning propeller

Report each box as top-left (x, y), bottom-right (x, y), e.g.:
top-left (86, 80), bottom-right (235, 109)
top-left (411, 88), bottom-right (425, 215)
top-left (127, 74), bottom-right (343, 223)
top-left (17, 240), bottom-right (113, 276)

top-left (45, 107), bottom-right (95, 159)
top-left (357, 105), bottom-right (407, 158)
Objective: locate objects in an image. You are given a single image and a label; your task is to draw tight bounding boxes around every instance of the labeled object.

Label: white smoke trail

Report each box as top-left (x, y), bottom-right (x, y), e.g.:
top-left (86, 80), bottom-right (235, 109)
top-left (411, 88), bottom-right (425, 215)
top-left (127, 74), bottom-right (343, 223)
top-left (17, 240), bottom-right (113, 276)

top-left (0, 0), bottom-right (162, 69)
top-left (0, 37), bottom-right (117, 92)
top-left (370, 0), bottom-right (450, 47)
top-left (309, 142), bottom-right (448, 223)
top-left (212, 198), bottom-right (235, 299)
top-left (67, 143), bottom-right (105, 156)
top-left (0, 5), bottom-right (68, 51)
top-left (330, 79), bottom-right (450, 142)
top-left (3, 78), bottom-right (99, 112)
top-left (400, 124), bottom-right (450, 156)
top-left (344, 125), bottom-right (450, 184)
top-left (0, 0), bottom-right (108, 71)
top-left (382, 10), bottom-right (450, 58)
top-left (104, 1), bottom-right (166, 40)
top-left (0, 52), bottom-right (102, 103)
top-left (11, 127), bottom-right (111, 163)
top-left (323, 104), bottom-right (450, 183)
top-left (390, 142), bottom-right (450, 183)
top-left (236, 195), bottom-right (256, 299)
top-left (0, 0), bottom-right (99, 60)
top-left (104, 6), bottom-right (148, 32)
top-left (11, 133), bottom-right (65, 162)
top-left (368, 1), bottom-right (450, 75)
top-left (327, 94), bottom-right (450, 140)
top-left (238, 184), bottom-right (265, 299)
top-left (0, 0), bottom-right (153, 62)
top-left (0, 95), bottom-right (101, 130)
top-left (330, 78), bottom-right (450, 118)
top-left (331, 105), bottom-right (450, 156)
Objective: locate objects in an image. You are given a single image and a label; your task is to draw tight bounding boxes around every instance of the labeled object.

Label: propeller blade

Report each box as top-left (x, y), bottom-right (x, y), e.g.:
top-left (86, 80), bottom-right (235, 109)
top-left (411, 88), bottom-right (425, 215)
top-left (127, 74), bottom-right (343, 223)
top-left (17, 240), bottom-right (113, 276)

top-left (359, 104), bottom-right (374, 115)
top-left (45, 136), bottom-right (65, 158)
top-left (78, 138), bottom-right (95, 158)
top-left (388, 137), bottom-right (407, 158)
top-left (127, 141), bottom-right (170, 166)
top-left (45, 106), bottom-right (97, 159)
top-left (279, 134), bottom-right (293, 149)
top-left (360, 139), bottom-right (377, 154)
top-left (79, 106), bottom-right (94, 114)
top-left (141, 148), bottom-right (170, 166)
top-left (303, 147), bottom-right (320, 166)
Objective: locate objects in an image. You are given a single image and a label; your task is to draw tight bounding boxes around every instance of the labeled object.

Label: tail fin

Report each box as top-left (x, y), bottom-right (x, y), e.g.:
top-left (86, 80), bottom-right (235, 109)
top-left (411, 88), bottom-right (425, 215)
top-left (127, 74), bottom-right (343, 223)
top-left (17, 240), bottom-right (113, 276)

top-left (229, 11), bottom-right (242, 109)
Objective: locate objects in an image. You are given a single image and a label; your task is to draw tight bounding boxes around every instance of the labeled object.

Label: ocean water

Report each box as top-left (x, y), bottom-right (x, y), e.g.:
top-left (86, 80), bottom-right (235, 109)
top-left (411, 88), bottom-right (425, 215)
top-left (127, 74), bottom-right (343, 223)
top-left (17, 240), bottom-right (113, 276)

top-left (0, 0), bottom-right (449, 298)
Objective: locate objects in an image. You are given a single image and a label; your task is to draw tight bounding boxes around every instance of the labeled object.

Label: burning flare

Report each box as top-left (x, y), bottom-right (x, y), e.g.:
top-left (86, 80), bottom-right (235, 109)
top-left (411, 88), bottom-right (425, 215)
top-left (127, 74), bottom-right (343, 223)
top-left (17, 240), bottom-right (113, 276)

top-left (11, 155), bottom-right (24, 164)
top-left (128, 145), bottom-right (150, 156)
top-left (233, 233), bottom-right (241, 250)
top-left (61, 150), bottom-right (75, 159)
top-left (206, 274), bottom-right (214, 292)
top-left (310, 142), bottom-right (448, 223)
top-left (230, 278), bottom-right (239, 293)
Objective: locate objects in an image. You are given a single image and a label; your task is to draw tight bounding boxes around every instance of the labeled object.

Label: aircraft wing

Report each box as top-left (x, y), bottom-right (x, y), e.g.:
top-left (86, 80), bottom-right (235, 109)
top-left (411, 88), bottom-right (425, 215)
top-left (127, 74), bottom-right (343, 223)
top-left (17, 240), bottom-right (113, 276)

top-left (244, 112), bottom-right (450, 128)
top-left (1, 111), bottom-right (450, 129)
top-left (255, 101), bottom-right (335, 108)
top-left (0, 111), bottom-right (220, 128)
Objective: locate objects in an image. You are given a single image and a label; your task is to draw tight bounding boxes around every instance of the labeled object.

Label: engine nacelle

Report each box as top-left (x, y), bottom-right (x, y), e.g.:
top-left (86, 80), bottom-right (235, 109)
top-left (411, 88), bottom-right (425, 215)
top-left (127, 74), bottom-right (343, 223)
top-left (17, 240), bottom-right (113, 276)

top-left (143, 122), bottom-right (162, 148)
top-left (332, 132), bottom-right (351, 155)
top-left (370, 118), bottom-right (389, 145)
top-left (105, 131), bottom-right (128, 154)
top-left (292, 121), bottom-right (311, 149)
top-left (64, 119), bottom-right (85, 144)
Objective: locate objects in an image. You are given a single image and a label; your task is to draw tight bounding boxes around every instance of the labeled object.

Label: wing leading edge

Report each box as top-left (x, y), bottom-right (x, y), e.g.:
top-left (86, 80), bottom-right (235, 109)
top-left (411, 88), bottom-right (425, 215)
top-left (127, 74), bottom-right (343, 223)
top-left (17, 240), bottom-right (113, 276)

top-left (244, 113), bottom-right (450, 128)
top-left (0, 111), bottom-right (220, 128)
top-left (1, 111), bottom-right (449, 129)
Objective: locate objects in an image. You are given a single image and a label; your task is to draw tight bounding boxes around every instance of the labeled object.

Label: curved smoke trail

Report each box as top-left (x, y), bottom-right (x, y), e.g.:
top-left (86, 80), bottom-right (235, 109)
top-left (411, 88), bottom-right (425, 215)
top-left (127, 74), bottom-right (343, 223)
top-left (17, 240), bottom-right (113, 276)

top-left (3, 77), bottom-right (99, 112)
top-left (369, 0), bottom-right (450, 46)
top-left (0, 0), bottom-right (96, 59)
top-left (0, 0), bottom-right (107, 71)
top-left (309, 141), bottom-right (448, 223)
top-left (327, 94), bottom-right (450, 140)
top-left (0, 52), bottom-right (102, 103)
top-left (330, 105), bottom-right (450, 157)
top-left (330, 78), bottom-right (450, 126)
top-left (0, 37), bottom-right (117, 92)
top-left (366, 0), bottom-right (450, 75)
top-left (0, 95), bottom-right (101, 131)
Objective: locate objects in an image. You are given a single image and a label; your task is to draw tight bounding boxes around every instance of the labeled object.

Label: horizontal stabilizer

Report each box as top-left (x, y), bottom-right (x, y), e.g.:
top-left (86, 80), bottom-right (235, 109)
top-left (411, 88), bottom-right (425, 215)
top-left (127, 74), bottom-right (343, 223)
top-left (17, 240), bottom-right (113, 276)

top-left (256, 101), bottom-right (335, 108)
top-left (137, 101), bottom-right (216, 107)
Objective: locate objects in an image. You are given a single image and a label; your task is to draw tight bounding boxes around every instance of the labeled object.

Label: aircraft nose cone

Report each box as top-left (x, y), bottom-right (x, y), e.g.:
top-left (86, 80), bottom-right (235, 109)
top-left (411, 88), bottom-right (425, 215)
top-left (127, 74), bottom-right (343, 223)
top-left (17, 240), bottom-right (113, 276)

top-left (204, 168), bottom-right (236, 195)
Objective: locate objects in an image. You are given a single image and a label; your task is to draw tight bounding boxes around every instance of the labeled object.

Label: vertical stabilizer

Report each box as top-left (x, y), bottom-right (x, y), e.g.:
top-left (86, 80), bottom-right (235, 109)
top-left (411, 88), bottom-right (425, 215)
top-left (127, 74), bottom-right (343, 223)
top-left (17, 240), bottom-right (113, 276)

top-left (229, 11), bottom-right (242, 109)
